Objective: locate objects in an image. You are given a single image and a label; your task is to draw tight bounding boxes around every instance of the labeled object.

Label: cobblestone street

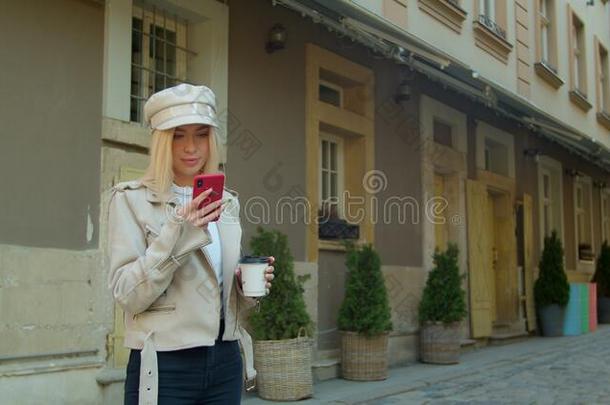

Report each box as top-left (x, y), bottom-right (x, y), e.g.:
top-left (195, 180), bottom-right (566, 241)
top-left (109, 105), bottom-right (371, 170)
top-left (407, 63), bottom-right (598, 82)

top-left (367, 326), bottom-right (610, 404)
top-left (245, 325), bottom-right (610, 405)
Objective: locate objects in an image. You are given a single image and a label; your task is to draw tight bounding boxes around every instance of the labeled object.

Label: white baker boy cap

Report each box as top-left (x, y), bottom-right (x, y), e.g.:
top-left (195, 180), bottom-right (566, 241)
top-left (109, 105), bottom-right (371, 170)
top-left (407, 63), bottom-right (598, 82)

top-left (143, 83), bottom-right (219, 130)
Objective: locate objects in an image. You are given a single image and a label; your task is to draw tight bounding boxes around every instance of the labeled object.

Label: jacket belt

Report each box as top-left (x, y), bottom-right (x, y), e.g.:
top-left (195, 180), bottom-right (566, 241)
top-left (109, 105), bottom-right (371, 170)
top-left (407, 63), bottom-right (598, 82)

top-left (138, 331), bottom-right (158, 405)
top-left (136, 328), bottom-right (257, 405)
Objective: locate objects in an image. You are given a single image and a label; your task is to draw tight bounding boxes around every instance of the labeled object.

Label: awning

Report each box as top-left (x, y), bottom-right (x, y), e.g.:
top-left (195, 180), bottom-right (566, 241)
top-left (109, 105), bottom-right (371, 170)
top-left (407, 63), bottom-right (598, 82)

top-left (272, 0), bottom-right (610, 172)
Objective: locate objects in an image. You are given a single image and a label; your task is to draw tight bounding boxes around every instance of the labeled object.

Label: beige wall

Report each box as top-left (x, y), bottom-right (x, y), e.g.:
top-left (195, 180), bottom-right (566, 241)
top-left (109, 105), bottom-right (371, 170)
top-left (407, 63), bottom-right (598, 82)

top-left (228, 0), bottom-right (424, 362)
top-left (351, 0), bottom-right (610, 150)
top-left (0, 0), bottom-right (103, 249)
top-left (0, 2), bottom-right (108, 401)
top-left (228, 0), bottom-right (422, 266)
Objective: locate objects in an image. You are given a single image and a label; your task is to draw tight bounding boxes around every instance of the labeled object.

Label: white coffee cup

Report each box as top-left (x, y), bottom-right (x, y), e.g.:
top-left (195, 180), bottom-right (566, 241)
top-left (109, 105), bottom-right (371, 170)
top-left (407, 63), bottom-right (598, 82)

top-left (239, 256), bottom-right (269, 297)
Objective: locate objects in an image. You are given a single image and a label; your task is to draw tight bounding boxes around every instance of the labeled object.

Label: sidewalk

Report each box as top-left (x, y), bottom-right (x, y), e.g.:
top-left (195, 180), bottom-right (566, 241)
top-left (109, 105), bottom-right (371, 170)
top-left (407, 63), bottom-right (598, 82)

top-left (243, 325), bottom-right (610, 404)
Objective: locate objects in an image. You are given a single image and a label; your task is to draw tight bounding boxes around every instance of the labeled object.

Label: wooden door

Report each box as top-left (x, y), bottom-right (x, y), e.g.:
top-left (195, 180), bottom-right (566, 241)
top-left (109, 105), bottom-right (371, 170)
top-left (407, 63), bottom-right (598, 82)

top-left (467, 180), bottom-right (493, 337)
top-left (494, 192), bottom-right (519, 322)
top-left (434, 173), bottom-right (447, 251)
top-left (523, 193), bottom-right (536, 332)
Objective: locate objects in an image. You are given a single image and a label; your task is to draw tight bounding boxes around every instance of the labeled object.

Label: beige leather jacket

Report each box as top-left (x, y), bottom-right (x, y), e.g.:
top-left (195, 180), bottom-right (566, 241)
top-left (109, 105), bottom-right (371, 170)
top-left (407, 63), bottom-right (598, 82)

top-left (107, 179), bottom-right (256, 405)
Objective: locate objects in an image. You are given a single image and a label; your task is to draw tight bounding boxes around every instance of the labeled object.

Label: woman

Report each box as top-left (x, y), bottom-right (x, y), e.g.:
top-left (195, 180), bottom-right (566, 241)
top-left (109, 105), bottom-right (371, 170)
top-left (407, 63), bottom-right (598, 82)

top-left (107, 83), bottom-right (274, 404)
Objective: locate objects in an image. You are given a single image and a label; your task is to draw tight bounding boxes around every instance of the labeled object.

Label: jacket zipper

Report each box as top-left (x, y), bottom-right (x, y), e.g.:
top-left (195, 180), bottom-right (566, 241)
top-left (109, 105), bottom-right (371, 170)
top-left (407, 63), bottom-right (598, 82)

top-left (145, 304), bottom-right (176, 313)
top-left (133, 303), bottom-right (176, 319)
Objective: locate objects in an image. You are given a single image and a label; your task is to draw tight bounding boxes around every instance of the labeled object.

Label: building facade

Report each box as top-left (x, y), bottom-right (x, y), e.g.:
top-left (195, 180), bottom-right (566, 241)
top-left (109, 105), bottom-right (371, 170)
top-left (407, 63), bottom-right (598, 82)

top-left (1, 0), bottom-right (609, 403)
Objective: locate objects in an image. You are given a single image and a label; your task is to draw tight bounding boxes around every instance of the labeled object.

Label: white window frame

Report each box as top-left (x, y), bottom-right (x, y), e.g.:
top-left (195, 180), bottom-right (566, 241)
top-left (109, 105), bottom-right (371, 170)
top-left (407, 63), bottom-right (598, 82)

top-left (598, 41), bottom-right (610, 113)
top-left (318, 79), bottom-right (344, 109)
top-left (539, 0), bottom-right (550, 63)
top-left (479, 0), bottom-right (495, 21)
top-left (571, 13), bottom-right (586, 94)
top-left (319, 132), bottom-right (345, 219)
top-left (601, 189), bottom-right (610, 244)
top-left (130, 5), bottom-right (188, 123)
top-left (102, 0), bottom-right (229, 127)
top-left (573, 175), bottom-right (594, 262)
top-left (537, 156), bottom-right (564, 248)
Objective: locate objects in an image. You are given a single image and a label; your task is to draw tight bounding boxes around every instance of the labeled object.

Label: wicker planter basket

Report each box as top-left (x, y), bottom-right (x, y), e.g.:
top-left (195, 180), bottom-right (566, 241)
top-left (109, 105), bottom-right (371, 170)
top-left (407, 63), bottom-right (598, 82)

top-left (253, 335), bottom-right (313, 401)
top-left (420, 322), bottom-right (461, 364)
top-left (340, 331), bottom-right (389, 381)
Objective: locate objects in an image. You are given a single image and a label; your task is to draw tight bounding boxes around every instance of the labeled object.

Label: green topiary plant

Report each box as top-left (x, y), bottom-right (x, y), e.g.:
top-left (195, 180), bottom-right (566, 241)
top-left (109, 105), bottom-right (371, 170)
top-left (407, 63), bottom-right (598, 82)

top-left (594, 241), bottom-right (610, 297)
top-left (248, 227), bottom-right (313, 340)
top-left (534, 231), bottom-right (569, 308)
top-left (338, 243), bottom-right (392, 336)
top-left (418, 243), bottom-right (467, 324)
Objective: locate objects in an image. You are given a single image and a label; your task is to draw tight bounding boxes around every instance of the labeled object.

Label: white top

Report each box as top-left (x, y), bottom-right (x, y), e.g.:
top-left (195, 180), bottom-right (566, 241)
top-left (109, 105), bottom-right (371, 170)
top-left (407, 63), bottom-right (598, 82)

top-left (171, 183), bottom-right (224, 316)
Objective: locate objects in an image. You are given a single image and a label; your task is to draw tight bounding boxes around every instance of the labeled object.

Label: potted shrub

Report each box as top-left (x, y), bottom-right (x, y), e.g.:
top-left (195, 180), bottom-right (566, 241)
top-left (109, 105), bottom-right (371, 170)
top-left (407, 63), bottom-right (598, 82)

top-left (418, 243), bottom-right (467, 364)
top-left (534, 231), bottom-right (570, 336)
top-left (248, 227), bottom-right (314, 401)
top-left (594, 241), bottom-right (610, 323)
top-left (338, 243), bottom-right (392, 381)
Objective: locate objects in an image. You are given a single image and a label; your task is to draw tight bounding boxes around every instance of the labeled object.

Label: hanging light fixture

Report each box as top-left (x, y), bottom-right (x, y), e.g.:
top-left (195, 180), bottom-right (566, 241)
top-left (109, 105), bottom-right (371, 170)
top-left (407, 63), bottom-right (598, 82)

top-left (266, 24), bottom-right (287, 53)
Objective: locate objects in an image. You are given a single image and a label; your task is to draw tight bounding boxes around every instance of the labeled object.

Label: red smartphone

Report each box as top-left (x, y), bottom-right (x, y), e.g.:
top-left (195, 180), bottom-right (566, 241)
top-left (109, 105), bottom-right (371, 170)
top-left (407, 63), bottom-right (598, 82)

top-left (193, 173), bottom-right (225, 219)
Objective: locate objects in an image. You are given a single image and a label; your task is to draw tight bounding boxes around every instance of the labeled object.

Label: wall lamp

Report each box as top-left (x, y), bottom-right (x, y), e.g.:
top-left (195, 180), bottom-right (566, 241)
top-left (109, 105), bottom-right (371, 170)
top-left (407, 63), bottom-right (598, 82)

top-left (394, 80), bottom-right (412, 104)
top-left (266, 24), bottom-right (287, 53)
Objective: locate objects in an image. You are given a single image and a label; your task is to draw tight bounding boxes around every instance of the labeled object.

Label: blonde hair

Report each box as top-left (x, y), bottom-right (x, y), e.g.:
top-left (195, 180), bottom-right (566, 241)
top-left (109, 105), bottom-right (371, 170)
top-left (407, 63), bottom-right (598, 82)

top-left (142, 127), bottom-right (221, 195)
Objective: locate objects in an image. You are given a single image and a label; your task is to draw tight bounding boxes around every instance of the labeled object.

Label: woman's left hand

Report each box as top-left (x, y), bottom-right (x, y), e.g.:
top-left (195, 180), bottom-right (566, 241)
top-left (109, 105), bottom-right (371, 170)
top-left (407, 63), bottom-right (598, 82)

top-left (235, 256), bottom-right (275, 294)
top-left (263, 256), bottom-right (275, 291)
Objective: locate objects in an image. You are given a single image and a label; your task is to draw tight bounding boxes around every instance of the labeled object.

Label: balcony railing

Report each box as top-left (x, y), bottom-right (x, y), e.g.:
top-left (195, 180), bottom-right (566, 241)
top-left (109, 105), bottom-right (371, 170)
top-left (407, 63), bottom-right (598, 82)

top-left (477, 14), bottom-right (506, 40)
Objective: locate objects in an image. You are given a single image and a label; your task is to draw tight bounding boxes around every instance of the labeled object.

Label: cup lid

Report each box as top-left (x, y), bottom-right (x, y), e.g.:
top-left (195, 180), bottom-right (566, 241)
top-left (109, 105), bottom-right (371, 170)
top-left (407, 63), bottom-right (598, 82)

top-left (240, 255), bottom-right (269, 264)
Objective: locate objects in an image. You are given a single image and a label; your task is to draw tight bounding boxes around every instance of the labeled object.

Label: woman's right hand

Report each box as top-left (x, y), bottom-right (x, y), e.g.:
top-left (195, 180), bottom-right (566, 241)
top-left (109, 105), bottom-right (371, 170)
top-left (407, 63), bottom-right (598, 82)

top-left (176, 188), bottom-right (225, 229)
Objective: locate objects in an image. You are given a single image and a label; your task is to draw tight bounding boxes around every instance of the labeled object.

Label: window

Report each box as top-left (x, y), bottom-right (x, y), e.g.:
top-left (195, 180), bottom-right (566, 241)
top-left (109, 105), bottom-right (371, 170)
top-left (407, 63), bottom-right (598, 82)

top-left (306, 44), bottom-right (375, 257)
top-left (539, 0), bottom-right (550, 63)
top-left (567, 7), bottom-right (591, 111)
top-left (130, 5), bottom-right (191, 123)
top-left (602, 191), bottom-right (610, 244)
top-left (571, 16), bottom-right (585, 94)
top-left (103, 1), bottom-right (228, 134)
top-left (433, 120), bottom-right (453, 148)
top-left (479, 0), bottom-right (495, 21)
top-left (536, 0), bottom-right (559, 72)
top-left (477, 0), bottom-right (505, 39)
top-left (599, 45), bottom-right (609, 112)
top-left (595, 38), bottom-right (610, 129)
top-left (476, 121), bottom-right (515, 178)
top-left (534, 0), bottom-right (562, 88)
top-left (319, 133), bottom-right (344, 218)
top-left (538, 156), bottom-right (563, 242)
top-left (483, 138), bottom-right (508, 176)
top-left (319, 80), bottom-right (343, 108)
top-left (472, 0), bottom-right (511, 63)
top-left (574, 177), bottom-right (593, 262)
top-left (418, 0), bottom-right (467, 34)
top-left (538, 157), bottom-right (564, 257)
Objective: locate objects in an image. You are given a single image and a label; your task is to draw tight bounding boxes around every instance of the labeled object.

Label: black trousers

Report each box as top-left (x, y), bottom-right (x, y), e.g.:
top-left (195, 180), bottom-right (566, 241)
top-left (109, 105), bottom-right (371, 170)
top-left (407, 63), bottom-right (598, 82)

top-left (124, 321), bottom-right (243, 405)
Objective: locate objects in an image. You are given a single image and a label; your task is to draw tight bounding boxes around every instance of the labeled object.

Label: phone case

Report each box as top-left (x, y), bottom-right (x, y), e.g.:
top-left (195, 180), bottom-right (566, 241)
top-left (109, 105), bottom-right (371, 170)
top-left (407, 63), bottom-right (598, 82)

top-left (193, 173), bottom-right (225, 220)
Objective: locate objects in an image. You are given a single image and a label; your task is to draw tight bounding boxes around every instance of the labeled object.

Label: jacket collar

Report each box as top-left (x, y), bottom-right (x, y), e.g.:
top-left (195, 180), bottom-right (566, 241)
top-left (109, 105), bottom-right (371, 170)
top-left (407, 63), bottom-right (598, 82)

top-left (144, 183), bottom-right (239, 206)
top-left (145, 187), bottom-right (173, 204)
